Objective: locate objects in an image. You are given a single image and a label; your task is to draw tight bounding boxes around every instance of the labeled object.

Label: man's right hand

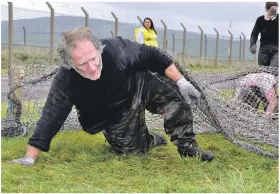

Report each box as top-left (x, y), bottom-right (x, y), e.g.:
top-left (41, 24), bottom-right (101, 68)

top-left (7, 145), bottom-right (41, 166)
top-left (7, 155), bottom-right (36, 166)
top-left (250, 44), bottom-right (257, 54)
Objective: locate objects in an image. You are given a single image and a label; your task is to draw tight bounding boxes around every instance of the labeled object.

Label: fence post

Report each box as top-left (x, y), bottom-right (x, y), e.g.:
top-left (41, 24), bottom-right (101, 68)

top-left (228, 30), bottom-right (233, 66)
top-left (137, 16), bottom-right (142, 25)
top-left (22, 26), bottom-right (26, 46)
top-left (6, 66), bottom-right (25, 120)
top-left (111, 12), bottom-right (118, 37)
top-left (81, 7), bottom-right (89, 27)
top-left (181, 23), bottom-right (187, 62)
top-left (46, 2), bottom-right (54, 65)
top-left (241, 32), bottom-right (246, 62)
top-left (239, 35), bottom-right (242, 61)
top-left (7, 3), bottom-right (25, 120)
top-left (172, 33), bottom-right (175, 55)
top-left (161, 20), bottom-right (167, 51)
top-left (204, 34), bottom-right (207, 59)
top-left (8, 2), bottom-right (13, 80)
top-left (198, 25), bottom-right (203, 64)
top-left (214, 28), bottom-right (219, 66)
top-left (110, 31), bottom-right (114, 38)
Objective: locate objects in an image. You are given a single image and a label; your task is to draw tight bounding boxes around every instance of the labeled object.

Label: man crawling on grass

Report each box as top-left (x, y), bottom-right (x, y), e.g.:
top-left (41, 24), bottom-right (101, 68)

top-left (9, 27), bottom-right (214, 166)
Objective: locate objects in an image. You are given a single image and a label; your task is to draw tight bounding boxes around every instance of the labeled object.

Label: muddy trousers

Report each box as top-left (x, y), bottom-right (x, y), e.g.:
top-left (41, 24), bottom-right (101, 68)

top-left (258, 45), bottom-right (278, 67)
top-left (103, 72), bottom-right (195, 155)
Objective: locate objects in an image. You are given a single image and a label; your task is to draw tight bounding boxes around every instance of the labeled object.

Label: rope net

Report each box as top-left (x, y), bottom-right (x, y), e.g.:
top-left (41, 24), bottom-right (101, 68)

top-left (2, 58), bottom-right (278, 158)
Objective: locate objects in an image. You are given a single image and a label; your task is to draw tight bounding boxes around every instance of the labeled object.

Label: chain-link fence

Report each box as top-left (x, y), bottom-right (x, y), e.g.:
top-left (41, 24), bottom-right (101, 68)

top-left (2, 2), bottom-right (257, 68)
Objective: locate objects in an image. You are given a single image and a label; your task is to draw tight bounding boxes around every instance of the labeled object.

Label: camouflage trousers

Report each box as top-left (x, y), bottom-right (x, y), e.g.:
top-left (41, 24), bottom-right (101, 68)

top-left (103, 71), bottom-right (195, 155)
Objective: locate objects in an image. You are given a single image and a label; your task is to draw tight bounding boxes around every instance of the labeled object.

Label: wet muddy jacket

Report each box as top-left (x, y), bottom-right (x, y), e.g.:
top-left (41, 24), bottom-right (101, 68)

top-left (28, 37), bottom-right (173, 151)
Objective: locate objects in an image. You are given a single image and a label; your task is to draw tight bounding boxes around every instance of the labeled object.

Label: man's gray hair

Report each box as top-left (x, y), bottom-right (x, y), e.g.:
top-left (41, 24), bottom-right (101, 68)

top-left (57, 27), bottom-right (105, 68)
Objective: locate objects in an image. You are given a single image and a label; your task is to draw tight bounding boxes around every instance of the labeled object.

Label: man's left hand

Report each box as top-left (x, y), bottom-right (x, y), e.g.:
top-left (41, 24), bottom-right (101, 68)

top-left (176, 77), bottom-right (201, 104)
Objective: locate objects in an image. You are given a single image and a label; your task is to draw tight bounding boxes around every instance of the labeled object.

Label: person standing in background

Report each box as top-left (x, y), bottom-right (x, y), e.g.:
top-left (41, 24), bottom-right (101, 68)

top-left (250, 2), bottom-right (278, 67)
top-left (135, 17), bottom-right (159, 48)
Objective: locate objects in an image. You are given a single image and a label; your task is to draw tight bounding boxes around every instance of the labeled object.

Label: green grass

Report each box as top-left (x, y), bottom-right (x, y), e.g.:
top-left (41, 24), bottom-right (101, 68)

top-left (1, 102), bottom-right (8, 117)
top-left (1, 46), bottom-right (61, 75)
top-left (1, 131), bottom-right (278, 193)
top-left (2, 68), bottom-right (8, 75)
top-left (1, 46), bottom-right (62, 68)
top-left (174, 55), bottom-right (255, 71)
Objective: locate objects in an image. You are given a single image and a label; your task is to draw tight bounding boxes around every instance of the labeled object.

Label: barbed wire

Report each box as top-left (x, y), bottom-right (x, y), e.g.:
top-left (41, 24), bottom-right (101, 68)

top-left (2, 3), bottom-right (252, 38)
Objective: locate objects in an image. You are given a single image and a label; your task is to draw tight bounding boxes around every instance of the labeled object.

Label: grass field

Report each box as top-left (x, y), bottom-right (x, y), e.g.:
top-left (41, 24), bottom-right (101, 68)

top-left (1, 131), bottom-right (278, 193)
top-left (1, 99), bottom-right (278, 192)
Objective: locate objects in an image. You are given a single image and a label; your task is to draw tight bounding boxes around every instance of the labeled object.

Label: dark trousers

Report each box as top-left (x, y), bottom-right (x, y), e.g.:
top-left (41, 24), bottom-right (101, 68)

top-left (103, 71), bottom-right (195, 155)
top-left (258, 45), bottom-right (278, 67)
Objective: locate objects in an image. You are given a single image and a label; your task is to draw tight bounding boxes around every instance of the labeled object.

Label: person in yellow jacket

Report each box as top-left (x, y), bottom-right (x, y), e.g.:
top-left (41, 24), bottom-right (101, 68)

top-left (135, 17), bottom-right (158, 48)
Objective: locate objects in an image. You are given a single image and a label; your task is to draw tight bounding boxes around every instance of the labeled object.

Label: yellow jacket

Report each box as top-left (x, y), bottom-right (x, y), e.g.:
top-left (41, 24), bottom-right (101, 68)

top-left (135, 27), bottom-right (158, 48)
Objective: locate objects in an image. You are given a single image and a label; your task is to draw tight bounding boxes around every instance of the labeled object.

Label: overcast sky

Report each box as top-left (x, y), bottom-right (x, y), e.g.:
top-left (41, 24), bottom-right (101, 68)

top-left (1, 1), bottom-right (268, 37)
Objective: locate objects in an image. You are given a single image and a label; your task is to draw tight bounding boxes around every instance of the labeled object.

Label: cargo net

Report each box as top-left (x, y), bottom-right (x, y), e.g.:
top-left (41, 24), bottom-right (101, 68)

top-left (2, 61), bottom-right (279, 158)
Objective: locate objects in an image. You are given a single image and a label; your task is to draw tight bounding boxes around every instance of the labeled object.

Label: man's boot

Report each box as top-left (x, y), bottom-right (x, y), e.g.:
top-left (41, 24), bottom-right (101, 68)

top-left (178, 142), bottom-right (215, 162)
top-left (150, 132), bottom-right (168, 147)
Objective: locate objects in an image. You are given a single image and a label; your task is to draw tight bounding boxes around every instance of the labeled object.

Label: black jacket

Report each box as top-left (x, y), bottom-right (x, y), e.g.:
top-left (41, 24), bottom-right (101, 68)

top-left (250, 14), bottom-right (279, 48)
top-left (28, 37), bottom-right (173, 151)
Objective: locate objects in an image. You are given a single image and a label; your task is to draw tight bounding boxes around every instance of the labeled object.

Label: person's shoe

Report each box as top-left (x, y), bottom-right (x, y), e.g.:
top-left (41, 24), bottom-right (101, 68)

top-left (178, 142), bottom-right (214, 162)
top-left (150, 132), bottom-right (168, 147)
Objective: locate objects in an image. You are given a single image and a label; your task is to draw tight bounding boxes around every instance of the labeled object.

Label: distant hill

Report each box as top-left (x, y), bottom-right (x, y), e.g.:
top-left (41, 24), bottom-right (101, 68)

top-left (1, 16), bottom-right (252, 60)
